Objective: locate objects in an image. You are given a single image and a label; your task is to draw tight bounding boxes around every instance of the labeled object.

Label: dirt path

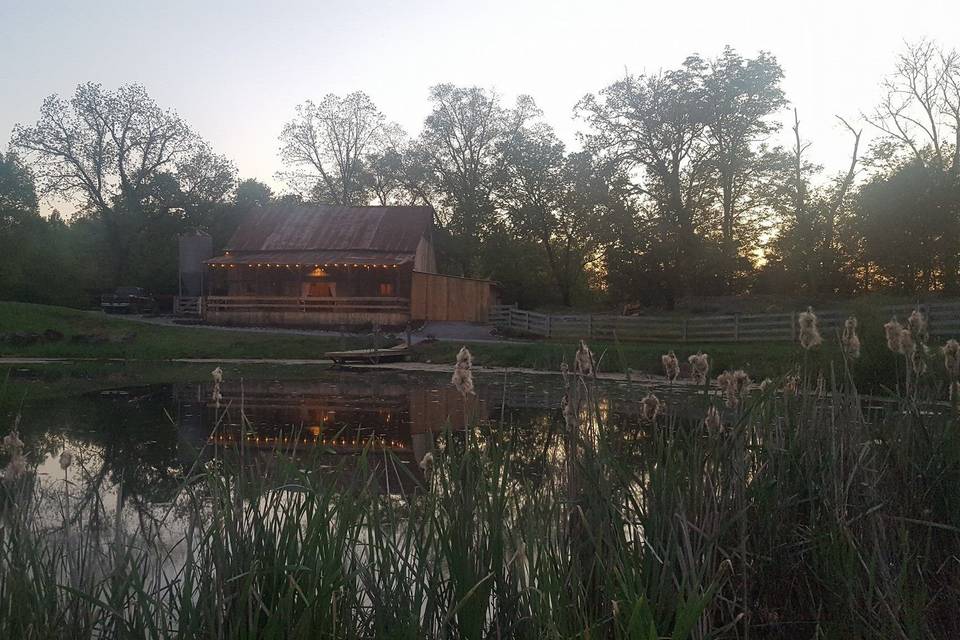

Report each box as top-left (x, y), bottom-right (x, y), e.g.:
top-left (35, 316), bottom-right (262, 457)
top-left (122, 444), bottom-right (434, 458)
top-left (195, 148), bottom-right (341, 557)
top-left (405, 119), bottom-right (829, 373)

top-left (0, 355), bottom-right (680, 386)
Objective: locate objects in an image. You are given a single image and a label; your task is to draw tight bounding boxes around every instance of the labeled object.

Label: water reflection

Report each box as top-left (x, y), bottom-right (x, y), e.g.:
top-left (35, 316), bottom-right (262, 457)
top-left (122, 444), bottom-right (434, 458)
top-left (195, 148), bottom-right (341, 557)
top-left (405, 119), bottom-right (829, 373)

top-left (6, 371), bottom-right (640, 506)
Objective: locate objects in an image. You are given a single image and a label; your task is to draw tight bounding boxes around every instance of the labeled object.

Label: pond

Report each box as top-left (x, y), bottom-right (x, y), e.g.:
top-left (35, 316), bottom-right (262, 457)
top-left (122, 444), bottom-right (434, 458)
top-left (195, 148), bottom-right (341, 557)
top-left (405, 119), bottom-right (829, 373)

top-left (3, 369), bottom-right (659, 509)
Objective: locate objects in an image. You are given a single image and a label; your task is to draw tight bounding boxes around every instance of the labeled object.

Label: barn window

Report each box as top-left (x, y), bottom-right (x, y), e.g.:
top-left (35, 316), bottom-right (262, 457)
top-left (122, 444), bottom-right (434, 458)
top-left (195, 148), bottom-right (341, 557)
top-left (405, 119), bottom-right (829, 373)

top-left (378, 283), bottom-right (395, 297)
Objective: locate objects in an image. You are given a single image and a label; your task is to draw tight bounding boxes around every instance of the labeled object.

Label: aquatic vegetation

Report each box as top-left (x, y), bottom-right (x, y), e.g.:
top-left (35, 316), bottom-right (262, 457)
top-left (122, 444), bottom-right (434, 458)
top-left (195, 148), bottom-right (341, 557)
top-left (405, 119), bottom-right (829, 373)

top-left (1, 339), bottom-right (959, 639)
top-left (688, 351), bottom-right (710, 384)
top-left (798, 307), bottom-right (822, 350)
top-left (842, 315), bottom-right (861, 359)
top-left (661, 350), bottom-right (679, 380)
top-left (451, 346), bottom-right (475, 396)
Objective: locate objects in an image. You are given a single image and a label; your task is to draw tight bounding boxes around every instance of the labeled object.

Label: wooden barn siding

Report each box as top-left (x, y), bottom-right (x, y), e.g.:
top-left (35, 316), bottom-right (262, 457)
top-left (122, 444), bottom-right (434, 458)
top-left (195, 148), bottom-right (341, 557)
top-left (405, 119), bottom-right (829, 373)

top-left (206, 308), bottom-right (409, 328)
top-left (411, 272), bottom-right (492, 322)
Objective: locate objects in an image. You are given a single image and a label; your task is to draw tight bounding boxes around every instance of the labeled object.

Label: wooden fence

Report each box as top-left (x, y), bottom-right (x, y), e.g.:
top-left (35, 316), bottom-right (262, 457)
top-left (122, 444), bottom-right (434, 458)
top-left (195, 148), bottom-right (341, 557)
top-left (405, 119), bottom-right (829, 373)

top-left (203, 296), bottom-right (411, 328)
top-left (490, 301), bottom-right (960, 343)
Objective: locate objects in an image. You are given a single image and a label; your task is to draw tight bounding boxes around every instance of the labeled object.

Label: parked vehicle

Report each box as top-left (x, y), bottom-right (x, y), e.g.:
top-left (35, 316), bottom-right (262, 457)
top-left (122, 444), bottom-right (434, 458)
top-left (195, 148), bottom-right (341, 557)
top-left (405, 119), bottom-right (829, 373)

top-left (101, 287), bottom-right (157, 314)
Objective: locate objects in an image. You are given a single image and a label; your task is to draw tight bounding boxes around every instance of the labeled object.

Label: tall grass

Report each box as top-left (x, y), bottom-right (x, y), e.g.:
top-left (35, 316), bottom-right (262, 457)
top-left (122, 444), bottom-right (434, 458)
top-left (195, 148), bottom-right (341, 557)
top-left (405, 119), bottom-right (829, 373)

top-left (1, 349), bottom-right (959, 638)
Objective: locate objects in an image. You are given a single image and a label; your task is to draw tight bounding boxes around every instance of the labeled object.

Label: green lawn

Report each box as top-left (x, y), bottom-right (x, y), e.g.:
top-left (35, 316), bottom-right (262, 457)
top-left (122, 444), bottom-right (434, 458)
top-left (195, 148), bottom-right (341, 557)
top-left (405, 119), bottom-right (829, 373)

top-left (0, 301), bottom-right (847, 387)
top-left (0, 302), bottom-right (369, 360)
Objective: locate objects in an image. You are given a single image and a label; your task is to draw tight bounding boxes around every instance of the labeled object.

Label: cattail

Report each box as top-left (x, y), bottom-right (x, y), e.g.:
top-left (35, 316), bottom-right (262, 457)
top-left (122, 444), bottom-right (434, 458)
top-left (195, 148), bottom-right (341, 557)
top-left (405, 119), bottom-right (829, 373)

top-left (704, 405), bottom-right (721, 432)
top-left (898, 328), bottom-right (915, 357)
top-left (2, 431), bottom-right (24, 451)
top-left (759, 378), bottom-right (773, 393)
top-left (688, 352), bottom-right (710, 384)
top-left (59, 451), bottom-right (73, 470)
top-left (640, 393), bottom-right (662, 423)
top-left (908, 308), bottom-right (927, 340)
top-left (3, 453), bottom-right (27, 481)
top-left (418, 451), bottom-right (434, 471)
top-left (211, 366), bottom-right (223, 384)
top-left (717, 370), bottom-right (751, 409)
top-left (884, 317), bottom-right (903, 352)
top-left (798, 307), bottom-right (822, 350)
top-left (2, 430), bottom-right (27, 482)
top-left (842, 316), bottom-right (861, 359)
top-left (912, 349), bottom-right (927, 376)
top-left (661, 351), bottom-right (680, 381)
top-left (574, 340), bottom-right (594, 377)
top-left (452, 346), bottom-right (475, 395)
top-left (944, 340), bottom-right (960, 380)
top-left (784, 374), bottom-right (800, 396)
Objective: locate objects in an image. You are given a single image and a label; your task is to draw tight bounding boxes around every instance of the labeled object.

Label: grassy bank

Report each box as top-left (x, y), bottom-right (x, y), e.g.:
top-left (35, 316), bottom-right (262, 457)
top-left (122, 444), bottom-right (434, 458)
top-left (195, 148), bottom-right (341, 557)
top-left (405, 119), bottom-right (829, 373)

top-left (1, 355), bottom-right (958, 638)
top-left (0, 302), bottom-right (370, 360)
top-left (1, 301), bottom-right (837, 382)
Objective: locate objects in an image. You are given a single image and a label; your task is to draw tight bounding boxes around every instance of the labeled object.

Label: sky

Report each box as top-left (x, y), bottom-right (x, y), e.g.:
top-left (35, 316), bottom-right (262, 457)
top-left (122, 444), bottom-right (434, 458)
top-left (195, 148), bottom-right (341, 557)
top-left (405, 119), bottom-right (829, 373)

top-left (1, 0), bottom-right (958, 211)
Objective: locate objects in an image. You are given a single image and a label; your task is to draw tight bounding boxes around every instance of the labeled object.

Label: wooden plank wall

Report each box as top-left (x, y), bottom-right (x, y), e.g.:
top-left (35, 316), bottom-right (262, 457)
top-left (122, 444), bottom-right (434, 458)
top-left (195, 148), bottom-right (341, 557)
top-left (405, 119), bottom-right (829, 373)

top-left (410, 272), bottom-right (492, 322)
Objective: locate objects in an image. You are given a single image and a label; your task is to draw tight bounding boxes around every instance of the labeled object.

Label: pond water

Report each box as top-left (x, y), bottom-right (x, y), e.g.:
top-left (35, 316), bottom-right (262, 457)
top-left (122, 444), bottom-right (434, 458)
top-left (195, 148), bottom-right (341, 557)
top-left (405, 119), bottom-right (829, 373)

top-left (3, 369), bottom-right (657, 508)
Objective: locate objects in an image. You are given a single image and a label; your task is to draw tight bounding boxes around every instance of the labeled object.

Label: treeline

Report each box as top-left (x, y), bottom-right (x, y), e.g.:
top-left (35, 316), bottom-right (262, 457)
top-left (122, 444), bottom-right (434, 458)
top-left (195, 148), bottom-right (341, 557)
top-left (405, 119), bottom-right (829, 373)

top-left (2, 41), bottom-right (959, 309)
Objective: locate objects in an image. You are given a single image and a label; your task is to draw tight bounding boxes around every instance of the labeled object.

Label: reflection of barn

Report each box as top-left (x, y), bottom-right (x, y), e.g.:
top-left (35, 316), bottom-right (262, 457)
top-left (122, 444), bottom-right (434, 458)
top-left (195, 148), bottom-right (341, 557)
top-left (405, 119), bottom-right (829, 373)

top-left (198, 204), bottom-right (498, 328)
top-left (173, 378), bottom-right (487, 494)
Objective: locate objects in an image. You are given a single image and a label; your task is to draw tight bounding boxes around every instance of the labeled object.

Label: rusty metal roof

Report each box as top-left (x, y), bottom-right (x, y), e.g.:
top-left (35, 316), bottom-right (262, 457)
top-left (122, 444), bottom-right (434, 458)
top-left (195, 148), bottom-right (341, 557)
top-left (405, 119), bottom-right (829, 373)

top-left (205, 250), bottom-right (413, 266)
top-left (224, 204), bottom-right (434, 253)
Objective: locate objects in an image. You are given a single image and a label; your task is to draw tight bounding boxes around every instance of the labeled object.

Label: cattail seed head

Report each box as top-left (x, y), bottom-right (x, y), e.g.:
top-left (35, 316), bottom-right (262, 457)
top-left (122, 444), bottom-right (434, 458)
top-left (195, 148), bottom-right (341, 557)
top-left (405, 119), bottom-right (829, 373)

top-left (704, 405), bottom-right (721, 432)
top-left (898, 328), bottom-right (915, 357)
top-left (842, 316), bottom-right (861, 359)
top-left (3, 453), bottom-right (27, 482)
top-left (419, 452), bottom-right (434, 471)
top-left (661, 351), bottom-right (680, 380)
top-left (688, 352), bottom-right (709, 384)
top-left (2, 431), bottom-right (24, 452)
top-left (798, 307), bottom-right (822, 350)
top-left (908, 308), bottom-right (927, 339)
top-left (759, 378), bottom-right (773, 393)
top-left (640, 393), bottom-right (662, 423)
top-left (783, 374), bottom-right (800, 396)
top-left (884, 317), bottom-right (903, 353)
top-left (944, 339), bottom-right (960, 380)
top-left (574, 340), bottom-right (594, 377)
top-left (59, 450), bottom-right (73, 470)
top-left (717, 370), bottom-right (751, 409)
top-left (211, 367), bottom-right (223, 384)
top-left (452, 346), bottom-right (475, 395)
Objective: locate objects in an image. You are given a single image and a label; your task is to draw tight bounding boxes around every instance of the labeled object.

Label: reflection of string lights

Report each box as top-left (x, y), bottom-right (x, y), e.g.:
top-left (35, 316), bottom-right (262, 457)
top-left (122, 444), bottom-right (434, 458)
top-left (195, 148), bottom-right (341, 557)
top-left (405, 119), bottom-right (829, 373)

top-left (208, 434), bottom-right (408, 449)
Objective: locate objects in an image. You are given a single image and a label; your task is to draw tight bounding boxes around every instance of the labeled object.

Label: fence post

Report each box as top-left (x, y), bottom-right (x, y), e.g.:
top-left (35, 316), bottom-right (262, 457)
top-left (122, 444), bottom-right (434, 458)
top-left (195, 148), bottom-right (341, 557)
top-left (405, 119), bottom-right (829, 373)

top-left (588, 314), bottom-right (593, 339)
top-left (546, 314), bottom-right (552, 338)
top-left (682, 318), bottom-right (688, 343)
top-left (791, 311), bottom-right (797, 342)
top-left (734, 314), bottom-right (740, 342)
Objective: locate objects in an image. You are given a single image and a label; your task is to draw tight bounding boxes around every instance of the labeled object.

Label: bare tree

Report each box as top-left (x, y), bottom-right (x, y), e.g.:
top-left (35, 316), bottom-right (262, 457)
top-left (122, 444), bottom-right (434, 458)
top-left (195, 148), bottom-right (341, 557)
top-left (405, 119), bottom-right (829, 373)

top-left (278, 92), bottom-right (392, 205)
top-left (867, 40), bottom-right (960, 174)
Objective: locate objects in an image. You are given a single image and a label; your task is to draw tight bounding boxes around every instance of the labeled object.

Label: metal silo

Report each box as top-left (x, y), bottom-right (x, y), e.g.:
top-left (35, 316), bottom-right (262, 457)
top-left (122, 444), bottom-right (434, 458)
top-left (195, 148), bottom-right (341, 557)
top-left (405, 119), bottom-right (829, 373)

top-left (178, 231), bottom-right (213, 298)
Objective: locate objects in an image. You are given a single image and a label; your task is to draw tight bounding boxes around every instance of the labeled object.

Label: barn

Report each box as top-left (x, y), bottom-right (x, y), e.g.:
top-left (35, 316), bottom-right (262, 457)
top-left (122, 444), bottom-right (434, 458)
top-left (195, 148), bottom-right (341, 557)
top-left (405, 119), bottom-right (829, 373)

top-left (200, 204), bottom-right (497, 328)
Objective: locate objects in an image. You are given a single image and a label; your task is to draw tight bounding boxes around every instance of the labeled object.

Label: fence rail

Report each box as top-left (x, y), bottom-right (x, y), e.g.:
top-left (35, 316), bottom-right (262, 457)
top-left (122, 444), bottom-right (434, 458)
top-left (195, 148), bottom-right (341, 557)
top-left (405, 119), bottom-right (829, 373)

top-left (204, 296), bottom-right (411, 314)
top-left (490, 301), bottom-right (960, 343)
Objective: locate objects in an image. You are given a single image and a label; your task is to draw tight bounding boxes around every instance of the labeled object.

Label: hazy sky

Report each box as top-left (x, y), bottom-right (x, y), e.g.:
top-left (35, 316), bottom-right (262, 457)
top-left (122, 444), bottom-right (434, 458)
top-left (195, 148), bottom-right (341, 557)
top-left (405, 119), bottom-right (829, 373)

top-left (2, 0), bottom-right (958, 206)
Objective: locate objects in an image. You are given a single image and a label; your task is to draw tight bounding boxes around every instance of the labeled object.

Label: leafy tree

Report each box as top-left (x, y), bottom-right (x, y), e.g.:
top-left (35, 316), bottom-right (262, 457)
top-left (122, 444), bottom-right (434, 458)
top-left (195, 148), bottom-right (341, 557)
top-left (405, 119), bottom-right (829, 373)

top-left (496, 124), bottom-right (608, 306)
top-left (419, 84), bottom-right (537, 276)
top-left (700, 48), bottom-right (787, 277)
top-left (234, 178), bottom-right (274, 208)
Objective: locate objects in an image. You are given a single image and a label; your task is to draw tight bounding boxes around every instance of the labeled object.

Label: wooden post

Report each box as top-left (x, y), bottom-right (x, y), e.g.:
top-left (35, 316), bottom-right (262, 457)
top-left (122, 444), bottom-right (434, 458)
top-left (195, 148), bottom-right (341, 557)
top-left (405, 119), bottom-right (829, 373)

top-left (791, 311), bottom-right (797, 341)
top-left (546, 314), bottom-right (552, 338)
top-left (734, 314), bottom-right (740, 342)
top-left (588, 314), bottom-right (593, 339)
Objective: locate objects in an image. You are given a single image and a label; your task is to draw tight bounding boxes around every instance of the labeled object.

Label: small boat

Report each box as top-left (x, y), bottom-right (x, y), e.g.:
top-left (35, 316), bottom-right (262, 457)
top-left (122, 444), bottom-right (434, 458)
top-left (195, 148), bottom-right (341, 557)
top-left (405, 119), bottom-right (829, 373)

top-left (324, 343), bottom-right (412, 365)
